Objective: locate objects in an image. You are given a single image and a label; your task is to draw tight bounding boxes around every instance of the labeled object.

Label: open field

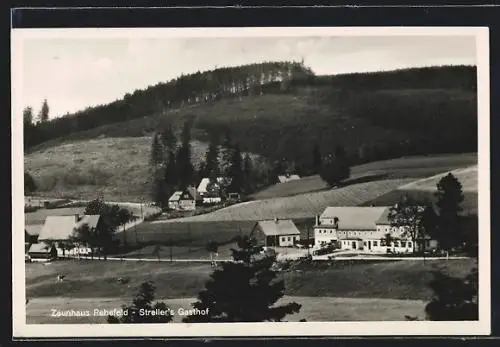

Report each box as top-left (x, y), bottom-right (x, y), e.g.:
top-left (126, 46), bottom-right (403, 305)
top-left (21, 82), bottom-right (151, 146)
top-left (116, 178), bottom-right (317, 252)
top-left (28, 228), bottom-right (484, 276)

top-left (154, 178), bottom-right (414, 223)
top-left (116, 220), bottom-right (254, 247)
top-left (251, 153), bottom-right (477, 200)
top-left (26, 295), bottom-right (426, 323)
top-left (113, 218), bottom-right (314, 255)
top-left (24, 201), bottom-right (160, 228)
top-left (398, 165), bottom-right (477, 192)
top-left (363, 165), bottom-right (478, 215)
top-left (113, 242), bottom-right (238, 261)
top-left (115, 221), bottom-right (254, 249)
top-left (26, 258), bottom-right (476, 301)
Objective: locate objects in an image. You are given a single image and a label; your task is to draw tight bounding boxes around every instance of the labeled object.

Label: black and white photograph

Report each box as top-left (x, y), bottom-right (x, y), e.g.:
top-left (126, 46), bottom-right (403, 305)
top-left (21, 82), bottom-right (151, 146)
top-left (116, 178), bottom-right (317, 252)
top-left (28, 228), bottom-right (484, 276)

top-left (12, 27), bottom-right (490, 337)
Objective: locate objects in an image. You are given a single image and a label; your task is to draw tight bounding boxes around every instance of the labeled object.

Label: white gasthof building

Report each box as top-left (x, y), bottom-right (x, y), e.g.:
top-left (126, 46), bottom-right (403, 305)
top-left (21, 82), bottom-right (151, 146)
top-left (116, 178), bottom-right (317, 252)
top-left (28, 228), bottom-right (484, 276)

top-left (313, 206), bottom-right (438, 254)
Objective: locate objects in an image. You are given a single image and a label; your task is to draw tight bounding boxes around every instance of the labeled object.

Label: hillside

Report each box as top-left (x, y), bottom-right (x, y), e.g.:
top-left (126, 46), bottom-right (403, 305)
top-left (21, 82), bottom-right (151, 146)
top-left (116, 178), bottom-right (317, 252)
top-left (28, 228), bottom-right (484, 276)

top-left (151, 178), bottom-right (413, 223)
top-left (251, 153), bottom-right (477, 200)
top-left (25, 137), bottom-right (259, 202)
top-left (24, 64), bottom-right (478, 201)
top-left (364, 165), bottom-right (478, 215)
top-left (26, 86), bottom-right (477, 166)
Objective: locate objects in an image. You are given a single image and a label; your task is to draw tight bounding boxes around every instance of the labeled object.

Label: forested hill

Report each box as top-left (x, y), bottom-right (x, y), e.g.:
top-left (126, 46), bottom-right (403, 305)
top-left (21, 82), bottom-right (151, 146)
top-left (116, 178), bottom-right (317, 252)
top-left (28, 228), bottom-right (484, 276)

top-left (24, 61), bottom-right (314, 149)
top-left (23, 63), bottom-right (475, 152)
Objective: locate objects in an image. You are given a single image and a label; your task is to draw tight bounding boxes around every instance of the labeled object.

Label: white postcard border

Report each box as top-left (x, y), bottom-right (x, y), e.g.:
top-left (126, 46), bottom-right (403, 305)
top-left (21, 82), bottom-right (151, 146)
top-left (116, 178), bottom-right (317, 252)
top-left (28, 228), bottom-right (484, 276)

top-left (12, 26), bottom-right (490, 338)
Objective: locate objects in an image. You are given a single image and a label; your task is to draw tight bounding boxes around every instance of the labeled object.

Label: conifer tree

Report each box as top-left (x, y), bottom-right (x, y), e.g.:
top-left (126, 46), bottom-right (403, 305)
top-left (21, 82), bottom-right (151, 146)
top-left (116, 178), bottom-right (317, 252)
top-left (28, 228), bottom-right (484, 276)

top-left (108, 281), bottom-right (173, 323)
top-left (38, 99), bottom-right (49, 122)
top-left (204, 132), bottom-right (220, 178)
top-left (425, 268), bottom-right (478, 321)
top-left (176, 121), bottom-right (195, 189)
top-left (149, 132), bottom-right (164, 169)
top-left (183, 235), bottom-right (301, 322)
top-left (164, 150), bottom-right (178, 198)
top-left (227, 144), bottom-right (244, 194)
top-left (220, 130), bottom-right (234, 176)
top-left (161, 123), bottom-right (177, 159)
top-left (319, 145), bottom-right (350, 187)
top-left (243, 153), bottom-right (254, 194)
top-left (434, 173), bottom-right (465, 251)
top-left (312, 143), bottom-right (322, 174)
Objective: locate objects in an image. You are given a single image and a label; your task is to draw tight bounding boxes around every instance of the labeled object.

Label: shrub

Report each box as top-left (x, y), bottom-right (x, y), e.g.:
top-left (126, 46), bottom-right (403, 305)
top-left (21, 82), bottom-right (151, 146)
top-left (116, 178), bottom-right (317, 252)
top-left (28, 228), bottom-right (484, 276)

top-left (143, 211), bottom-right (162, 222)
top-left (24, 206), bottom-right (39, 213)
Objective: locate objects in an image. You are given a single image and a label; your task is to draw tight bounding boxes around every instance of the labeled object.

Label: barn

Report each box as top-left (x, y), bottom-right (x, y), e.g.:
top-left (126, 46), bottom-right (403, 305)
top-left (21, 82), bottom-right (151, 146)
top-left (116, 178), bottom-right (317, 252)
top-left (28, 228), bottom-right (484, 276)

top-left (250, 219), bottom-right (301, 247)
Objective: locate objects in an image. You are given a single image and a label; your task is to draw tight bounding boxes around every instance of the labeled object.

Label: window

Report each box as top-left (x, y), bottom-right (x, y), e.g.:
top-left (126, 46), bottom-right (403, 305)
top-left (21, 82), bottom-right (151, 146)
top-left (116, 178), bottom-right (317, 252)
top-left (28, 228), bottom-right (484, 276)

top-left (363, 241), bottom-right (367, 246)
top-left (373, 241), bottom-right (378, 247)
top-left (330, 230), bottom-right (333, 234)
top-left (408, 241), bottom-right (413, 248)
top-left (380, 239), bottom-right (386, 246)
top-left (394, 241), bottom-right (400, 247)
top-left (401, 241), bottom-right (406, 248)
top-left (281, 237), bottom-right (286, 242)
top-left (288, 237), bottom-right (291, 241)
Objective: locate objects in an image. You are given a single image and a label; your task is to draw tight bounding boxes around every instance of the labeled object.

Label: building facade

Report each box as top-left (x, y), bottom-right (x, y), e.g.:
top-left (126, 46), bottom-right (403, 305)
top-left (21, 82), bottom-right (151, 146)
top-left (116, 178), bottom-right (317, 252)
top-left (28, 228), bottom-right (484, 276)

top-left (250, 219), bottom-right (301, 247)
top-left (313, 206), bottom-right (439, 254)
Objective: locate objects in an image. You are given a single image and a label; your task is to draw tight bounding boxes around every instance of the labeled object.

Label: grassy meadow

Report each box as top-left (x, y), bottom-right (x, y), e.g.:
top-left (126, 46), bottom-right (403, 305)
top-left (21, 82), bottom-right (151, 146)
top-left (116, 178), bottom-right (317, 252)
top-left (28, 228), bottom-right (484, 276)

top-left (25, 258), bottom-right (477, 323)
top-left (154, 178), bottom-right (414, 223)
top-left (251, 153), bottom-right (477, 200)
top-left (363, 165), bottom-right (478, 214)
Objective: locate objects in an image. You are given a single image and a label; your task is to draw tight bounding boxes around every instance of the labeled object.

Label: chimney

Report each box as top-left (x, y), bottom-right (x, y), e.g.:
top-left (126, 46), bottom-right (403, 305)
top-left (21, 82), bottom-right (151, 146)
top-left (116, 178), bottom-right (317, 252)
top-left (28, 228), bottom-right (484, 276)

top-left (333, 217), bottom-right (339, 229)
top-left (315, 215), bottom-right (320, 226)
top-left (274, 217), bottom-right (279, 223)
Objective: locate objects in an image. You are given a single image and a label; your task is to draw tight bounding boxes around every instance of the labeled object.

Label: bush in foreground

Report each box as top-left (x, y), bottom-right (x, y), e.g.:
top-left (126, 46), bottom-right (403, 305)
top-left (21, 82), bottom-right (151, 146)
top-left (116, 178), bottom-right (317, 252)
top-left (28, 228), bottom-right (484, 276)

top-left (183, 235), bottom-right (301, 322)
top-left (425, 268), bottom-right (478, 321)
top-left (107, 281), bottom-right (173, 323)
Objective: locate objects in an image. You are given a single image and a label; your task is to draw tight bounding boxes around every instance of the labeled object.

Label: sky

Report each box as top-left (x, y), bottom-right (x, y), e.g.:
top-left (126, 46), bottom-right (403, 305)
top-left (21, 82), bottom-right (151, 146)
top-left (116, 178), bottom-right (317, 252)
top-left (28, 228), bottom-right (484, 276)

top-left (19, 35), bottom-right (476, 119)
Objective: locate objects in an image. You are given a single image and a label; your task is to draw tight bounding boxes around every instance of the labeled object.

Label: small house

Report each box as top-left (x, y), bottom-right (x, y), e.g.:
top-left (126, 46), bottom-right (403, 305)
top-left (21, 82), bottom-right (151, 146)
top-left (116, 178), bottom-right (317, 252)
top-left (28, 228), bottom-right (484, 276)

top-left (28, 242), bottom-right (57, 261)
top-left (37, 214), bottom-right (101, 257)
top-left (250, 219), bottom-right (301, 247)
top-left (197, 177), bottom-right (226, 204)
top-left (168, 187), bottom-right (202, 211)
top-left (168, 191), bottom-right (183, 210)
top-left (38, 214), bottom-right (101, 243)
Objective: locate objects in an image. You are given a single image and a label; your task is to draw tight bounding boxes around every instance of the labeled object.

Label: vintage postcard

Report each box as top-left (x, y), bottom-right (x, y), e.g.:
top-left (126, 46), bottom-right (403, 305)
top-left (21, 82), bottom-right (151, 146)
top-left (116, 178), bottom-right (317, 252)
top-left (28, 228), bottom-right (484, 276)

top-left (12, 26), bottom-right (490, 337)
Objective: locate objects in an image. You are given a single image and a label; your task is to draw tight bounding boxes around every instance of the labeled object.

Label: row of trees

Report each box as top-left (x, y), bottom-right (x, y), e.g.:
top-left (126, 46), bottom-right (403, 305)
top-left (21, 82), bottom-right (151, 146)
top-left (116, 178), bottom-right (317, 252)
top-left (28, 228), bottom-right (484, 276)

top-left (149, 121), bottom-right (257, 207)
top-left (23, 100), bottom-right (49, 149)
top-left (23, 61), bottom-right (314, 150)
top-left (388, 172), bottom-right (476, 255)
